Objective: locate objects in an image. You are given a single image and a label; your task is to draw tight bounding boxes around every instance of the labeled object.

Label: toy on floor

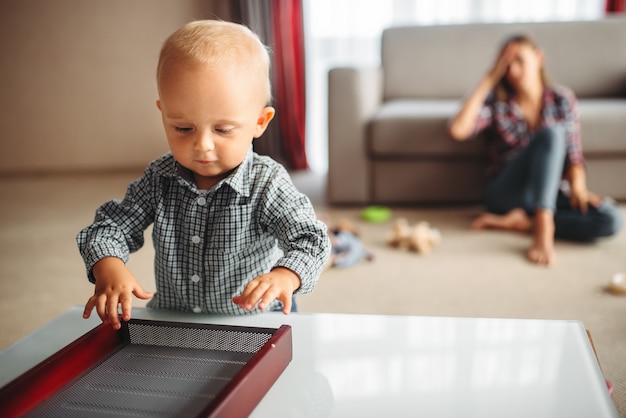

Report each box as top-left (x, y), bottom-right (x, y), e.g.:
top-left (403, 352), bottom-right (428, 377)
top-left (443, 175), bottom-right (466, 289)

top-left (387, 218), bottom-right (441, 255)
top-left (361, 205), bottom-right (392, 223)
top-left (607, 273), bottom-right (626, 296)
top-left (320, 215), bottom-right (374, 268)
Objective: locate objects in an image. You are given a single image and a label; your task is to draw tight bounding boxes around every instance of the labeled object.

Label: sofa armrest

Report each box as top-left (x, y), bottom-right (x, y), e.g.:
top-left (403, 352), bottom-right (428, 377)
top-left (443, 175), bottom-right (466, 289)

top-left (327, 67), bottom-right (383, 204)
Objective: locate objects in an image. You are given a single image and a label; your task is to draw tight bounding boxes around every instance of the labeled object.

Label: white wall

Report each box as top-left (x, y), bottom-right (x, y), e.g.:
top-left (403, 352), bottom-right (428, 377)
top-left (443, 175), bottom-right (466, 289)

top-left (0, 0), bottom-right (223, 173)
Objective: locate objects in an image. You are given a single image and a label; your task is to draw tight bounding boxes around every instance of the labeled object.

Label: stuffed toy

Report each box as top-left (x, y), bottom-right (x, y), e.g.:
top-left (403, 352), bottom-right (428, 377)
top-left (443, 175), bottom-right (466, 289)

top-left (387, 218), bottom-right (441, 255)
top-left (319, 214), bottom-right (374, 268)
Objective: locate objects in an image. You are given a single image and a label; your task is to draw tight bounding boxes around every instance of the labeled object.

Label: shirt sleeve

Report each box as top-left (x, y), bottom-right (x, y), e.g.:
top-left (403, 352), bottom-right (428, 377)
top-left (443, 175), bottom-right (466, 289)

top-left (76, 166), bottom-right (157, 283)
top-left (559, 87), bottom-right (585, 168)
top-left (260, 166), bottom-right (331, 295)
top-left (471, 93), bottom-right (495, 138)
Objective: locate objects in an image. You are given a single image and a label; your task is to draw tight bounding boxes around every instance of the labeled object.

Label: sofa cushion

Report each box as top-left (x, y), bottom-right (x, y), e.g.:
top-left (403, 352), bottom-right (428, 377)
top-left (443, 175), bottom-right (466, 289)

top-left (372, 160), bottom-right (486, 203)
top-left (369, 100), bottom-right (486, 158)
top-left (370, 99), bottom-right (626, 159)
top-left (579, 99), bottom-right (626, 155)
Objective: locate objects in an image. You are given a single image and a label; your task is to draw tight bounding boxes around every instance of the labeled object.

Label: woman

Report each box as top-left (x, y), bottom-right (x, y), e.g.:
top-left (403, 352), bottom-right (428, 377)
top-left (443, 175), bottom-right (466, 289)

top-left (448, 34), bottom-right (623, 266)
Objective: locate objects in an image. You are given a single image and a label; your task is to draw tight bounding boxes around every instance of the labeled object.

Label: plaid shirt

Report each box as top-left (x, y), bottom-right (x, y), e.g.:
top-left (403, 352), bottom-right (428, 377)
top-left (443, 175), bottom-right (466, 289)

top-left (77, 149), bottom-right (331, 315)
top-left (473, 84), bottom-right (585, 176)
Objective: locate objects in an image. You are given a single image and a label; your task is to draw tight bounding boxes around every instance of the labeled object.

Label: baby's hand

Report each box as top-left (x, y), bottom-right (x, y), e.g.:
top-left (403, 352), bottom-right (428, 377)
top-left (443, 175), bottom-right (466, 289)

top-left (83, 257), bottom-right (154, 330)
top-left (232, 267), bottom-right (300, 314)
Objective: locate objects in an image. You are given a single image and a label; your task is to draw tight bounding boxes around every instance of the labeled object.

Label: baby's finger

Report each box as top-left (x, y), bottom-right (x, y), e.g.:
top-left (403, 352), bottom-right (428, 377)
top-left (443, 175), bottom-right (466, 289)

top-left (106, 297), bottom-right (122, 330)
top-left (235, 283), bottom-right (271, 311)
top-left (257, 287), bottom-right (280, 311)
top-left (248, 282), bottom-right (275, 310)
top-left (236, 284), bottom-right (265, 310)
top-left (133, 286), bottom-right (154, 301)
top-left (120, 295), bottom-right (133, 323)
top-left (281, 294), bottom-right (292, 315)
top-left (95, 295), bottom-right (110, 324)
top-left (83, 297), bottom-right (96, 319)
top-left (238, 279), bottom-right (261, 299)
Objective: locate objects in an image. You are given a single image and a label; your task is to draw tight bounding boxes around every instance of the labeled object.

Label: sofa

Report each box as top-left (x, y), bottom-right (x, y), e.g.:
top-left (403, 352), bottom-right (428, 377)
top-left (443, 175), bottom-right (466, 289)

top-left (327, 16), bottom-right (626, 205)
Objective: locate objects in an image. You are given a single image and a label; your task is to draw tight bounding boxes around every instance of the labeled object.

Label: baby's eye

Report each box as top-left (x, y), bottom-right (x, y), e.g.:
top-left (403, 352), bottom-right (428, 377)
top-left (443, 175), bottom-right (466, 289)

top-left (215, 127), bottom-right (233, 134)
top-left (174, 126), bottom-right (193, 133)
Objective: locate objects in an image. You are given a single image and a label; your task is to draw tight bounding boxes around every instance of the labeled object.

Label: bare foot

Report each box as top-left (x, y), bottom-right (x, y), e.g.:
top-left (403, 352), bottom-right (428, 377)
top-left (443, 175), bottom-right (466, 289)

top-left (471, 208), bottom-right (533, 232)
top-left (526, 209), bottom-right (555, 266)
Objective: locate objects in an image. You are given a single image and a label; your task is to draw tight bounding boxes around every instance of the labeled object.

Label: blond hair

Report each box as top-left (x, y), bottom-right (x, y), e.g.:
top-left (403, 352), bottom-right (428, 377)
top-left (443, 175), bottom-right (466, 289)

top-left (157, 20), bottom-right (272, 104)
top-left (494, 33), bottom-right (551, 101)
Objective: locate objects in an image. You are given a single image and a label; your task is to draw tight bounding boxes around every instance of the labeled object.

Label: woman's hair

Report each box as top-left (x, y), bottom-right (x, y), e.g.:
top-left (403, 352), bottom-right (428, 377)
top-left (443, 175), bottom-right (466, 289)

top-left (156, 20), bottom-right (272, 104)
top-left (494, 33), bottom-right (551, 101)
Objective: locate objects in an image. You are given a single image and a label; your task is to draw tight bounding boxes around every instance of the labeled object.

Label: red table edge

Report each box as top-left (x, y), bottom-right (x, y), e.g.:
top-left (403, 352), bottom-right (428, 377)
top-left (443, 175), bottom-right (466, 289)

top-left (204, 324), bottom-right (293, 418)
top-left (0, 322), bottom-right (120, 417)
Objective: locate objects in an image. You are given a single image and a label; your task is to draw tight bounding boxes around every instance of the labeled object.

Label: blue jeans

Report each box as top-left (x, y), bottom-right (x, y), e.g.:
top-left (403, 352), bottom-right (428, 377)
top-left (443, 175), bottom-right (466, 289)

top-left (483, 125), bottom-right (623, 241)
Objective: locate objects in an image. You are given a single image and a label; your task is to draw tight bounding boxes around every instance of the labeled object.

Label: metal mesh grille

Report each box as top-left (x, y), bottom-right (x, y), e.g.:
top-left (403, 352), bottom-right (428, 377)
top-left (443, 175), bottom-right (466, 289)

top-left (26, 323), bottom-right (275, 418)
top-left (127, 322), bottom-right (273, 354)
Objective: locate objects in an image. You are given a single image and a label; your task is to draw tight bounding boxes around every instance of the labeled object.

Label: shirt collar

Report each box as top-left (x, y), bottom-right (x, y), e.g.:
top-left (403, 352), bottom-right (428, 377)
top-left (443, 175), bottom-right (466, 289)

top-left (507, 85), bottom-right (554, 106)
top-left (165, 148), bottom-right (254, 197)
top-left (222, 147), bottom-right (253, 197)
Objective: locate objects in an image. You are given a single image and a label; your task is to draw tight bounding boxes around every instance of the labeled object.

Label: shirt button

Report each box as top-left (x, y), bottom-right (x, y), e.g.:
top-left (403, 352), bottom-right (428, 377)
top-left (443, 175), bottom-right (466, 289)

top-left (193, 306), bottom-right (202, 313)
top-left (191, 235), bottom-right (201, 244)
top-left (190, 274), bottom-right (200, 283)
top-left (197, 197), bottom-right (207, 206)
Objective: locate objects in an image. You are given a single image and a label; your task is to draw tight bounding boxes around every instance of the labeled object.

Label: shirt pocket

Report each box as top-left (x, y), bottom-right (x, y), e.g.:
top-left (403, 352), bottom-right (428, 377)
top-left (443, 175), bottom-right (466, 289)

top-left (206, 204), bottom-right (258, 254)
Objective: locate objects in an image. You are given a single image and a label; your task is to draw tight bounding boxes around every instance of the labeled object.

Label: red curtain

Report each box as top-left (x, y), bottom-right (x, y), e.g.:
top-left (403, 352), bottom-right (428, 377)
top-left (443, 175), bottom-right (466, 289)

top-left (606, 0), bottom-right (625, 12)
top-left (228, 0), bottom-right (308, 171)
top-left (270, 0), bottom-right (308, 170)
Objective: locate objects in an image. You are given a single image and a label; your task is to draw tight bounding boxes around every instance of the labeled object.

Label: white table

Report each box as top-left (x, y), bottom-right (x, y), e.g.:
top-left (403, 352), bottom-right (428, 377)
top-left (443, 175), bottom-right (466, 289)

top-left (0, 307), bottom-right (618, 417)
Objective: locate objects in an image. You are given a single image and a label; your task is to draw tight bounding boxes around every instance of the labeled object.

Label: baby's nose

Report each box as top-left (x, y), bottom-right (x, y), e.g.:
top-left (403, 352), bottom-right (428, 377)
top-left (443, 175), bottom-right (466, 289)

top-left (195, 131), bottom-right (215, 152)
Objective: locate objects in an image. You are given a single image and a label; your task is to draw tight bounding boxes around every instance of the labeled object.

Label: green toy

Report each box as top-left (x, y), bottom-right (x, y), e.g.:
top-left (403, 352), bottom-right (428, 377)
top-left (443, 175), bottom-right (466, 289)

top-left (361, 205), bottom-right (391, 223)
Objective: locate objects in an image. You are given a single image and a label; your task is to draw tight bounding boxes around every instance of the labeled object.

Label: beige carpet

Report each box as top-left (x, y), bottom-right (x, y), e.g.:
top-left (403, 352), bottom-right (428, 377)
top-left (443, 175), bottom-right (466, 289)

top-left (0, 171), bottom-right (624, 416)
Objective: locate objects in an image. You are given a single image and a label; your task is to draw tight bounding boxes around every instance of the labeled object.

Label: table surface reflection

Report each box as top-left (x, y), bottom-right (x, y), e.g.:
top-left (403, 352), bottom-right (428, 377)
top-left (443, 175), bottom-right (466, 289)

top-left (0, 307), bottom-right (618, 418)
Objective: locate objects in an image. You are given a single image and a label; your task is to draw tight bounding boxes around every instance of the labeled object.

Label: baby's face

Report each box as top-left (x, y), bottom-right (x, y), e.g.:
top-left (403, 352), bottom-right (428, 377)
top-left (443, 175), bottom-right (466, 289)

top-left (157, 61), bottom-right (273, 190)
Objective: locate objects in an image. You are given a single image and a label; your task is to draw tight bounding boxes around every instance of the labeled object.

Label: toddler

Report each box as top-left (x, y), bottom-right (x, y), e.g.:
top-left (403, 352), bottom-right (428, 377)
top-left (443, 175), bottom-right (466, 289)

top-left (77, 20), bottom-right (331, 329)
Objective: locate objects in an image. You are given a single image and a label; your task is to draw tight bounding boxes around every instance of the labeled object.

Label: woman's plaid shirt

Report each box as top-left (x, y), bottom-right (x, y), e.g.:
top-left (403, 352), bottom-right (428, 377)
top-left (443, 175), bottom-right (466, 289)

top-left (473, 84), bottom-right (585, 176)
top-left (77, 150), bottom-right (331, 315)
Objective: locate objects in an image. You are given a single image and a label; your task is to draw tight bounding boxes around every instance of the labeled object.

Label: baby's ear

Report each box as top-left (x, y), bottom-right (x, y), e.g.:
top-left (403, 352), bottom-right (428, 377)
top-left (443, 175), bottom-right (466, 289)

top-left (253, 106), bottom-right (275, 138)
